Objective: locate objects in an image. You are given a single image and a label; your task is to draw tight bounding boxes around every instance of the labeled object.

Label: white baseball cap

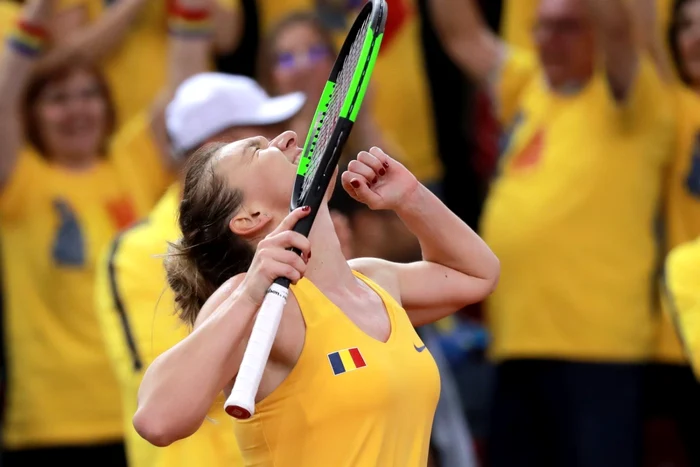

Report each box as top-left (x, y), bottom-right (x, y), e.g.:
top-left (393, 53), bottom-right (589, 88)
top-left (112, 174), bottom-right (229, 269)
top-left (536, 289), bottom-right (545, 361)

top-left (166, 72), bottom-right (306, 156)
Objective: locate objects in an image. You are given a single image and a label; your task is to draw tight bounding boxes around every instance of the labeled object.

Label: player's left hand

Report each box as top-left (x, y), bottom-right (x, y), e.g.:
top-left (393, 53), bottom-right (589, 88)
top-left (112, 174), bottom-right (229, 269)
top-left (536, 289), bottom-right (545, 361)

top-left (341, 147), bottom-right (419, 211)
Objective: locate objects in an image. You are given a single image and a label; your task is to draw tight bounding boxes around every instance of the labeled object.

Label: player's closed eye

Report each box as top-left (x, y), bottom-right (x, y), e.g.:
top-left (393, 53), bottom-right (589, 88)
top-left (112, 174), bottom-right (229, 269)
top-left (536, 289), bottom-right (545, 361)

top-left (276, 45), bottom-right (332, 71)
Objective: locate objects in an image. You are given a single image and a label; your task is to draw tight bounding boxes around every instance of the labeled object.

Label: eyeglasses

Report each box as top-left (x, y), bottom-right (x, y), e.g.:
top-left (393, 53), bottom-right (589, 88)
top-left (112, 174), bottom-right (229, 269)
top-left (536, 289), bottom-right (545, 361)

top-left (275, 45), bottom-right (332, 71)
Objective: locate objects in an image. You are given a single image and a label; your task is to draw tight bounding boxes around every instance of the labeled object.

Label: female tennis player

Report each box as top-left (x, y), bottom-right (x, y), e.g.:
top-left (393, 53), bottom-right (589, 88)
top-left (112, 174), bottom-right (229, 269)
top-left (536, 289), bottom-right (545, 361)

top-left (134, 132), bottom-right (500, 466)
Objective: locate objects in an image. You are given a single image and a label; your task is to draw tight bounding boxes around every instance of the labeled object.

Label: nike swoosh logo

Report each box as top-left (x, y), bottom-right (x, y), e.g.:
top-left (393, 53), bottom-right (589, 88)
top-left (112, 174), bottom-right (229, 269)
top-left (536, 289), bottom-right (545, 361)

top-left (414, 344), bottom-right (426, 352)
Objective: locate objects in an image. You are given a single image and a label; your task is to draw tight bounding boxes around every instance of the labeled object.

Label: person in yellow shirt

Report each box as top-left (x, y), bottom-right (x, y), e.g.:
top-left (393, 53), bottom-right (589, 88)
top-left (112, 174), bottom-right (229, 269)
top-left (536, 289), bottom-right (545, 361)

top-left (130, 124), bottom-right (499, 465)
top-left (635, 0), bottom-right (700, 463)
top-left (0, 0), bottom-right (219, 463)
top-left (665, 238), bottom-right (700, 380)
top-left (661, 238), bottom-right (700, 463)
top-left (501, 0), bottom-right (674, 53)
top-left (95, 72), bottom-right (307, 467)
top-left (430, 0), bottom-right (673, 466)
top-left (49, 0), bottom-right (240, 127)
top-left (0, 1), bottom-right (19, 39)
top-left (256, 0), bottom-right (443, 188)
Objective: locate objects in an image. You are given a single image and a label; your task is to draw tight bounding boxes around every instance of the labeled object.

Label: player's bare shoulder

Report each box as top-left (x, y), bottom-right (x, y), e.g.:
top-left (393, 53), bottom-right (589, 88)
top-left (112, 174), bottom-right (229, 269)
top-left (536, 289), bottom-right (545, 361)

top-left (348, 257), bottom-right (402, 303)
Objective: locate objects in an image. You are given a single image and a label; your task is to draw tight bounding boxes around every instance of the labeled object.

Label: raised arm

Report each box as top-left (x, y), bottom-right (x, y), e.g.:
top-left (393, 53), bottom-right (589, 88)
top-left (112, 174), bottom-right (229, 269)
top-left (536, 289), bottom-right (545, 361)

top-left (428, 0), bottom-right (505, 83)
top-left (43, 0), bottom-right (239, 73)
top-left (586, 0), bottom-right (639, 100)
top-left (0, 0), bottom-right (52, 190)
top-left (134, 207), bottom-right (311, 446)
top-left (389, 183), bottom-right (499, 326)
top-left (149, 0), bottom-right (217, 166)
top-left (39, 0), bottom-right (148, 72)
top-left (166, 0), bottom-right (214, 93)
top-left (133, 275), bottom-right (252, 446)
top-left (211, 1), bottom-right (242, 55)
top-left (634, 0), bottom-right (674, 83)
top-left (345, 148), bottom-right (499, 326)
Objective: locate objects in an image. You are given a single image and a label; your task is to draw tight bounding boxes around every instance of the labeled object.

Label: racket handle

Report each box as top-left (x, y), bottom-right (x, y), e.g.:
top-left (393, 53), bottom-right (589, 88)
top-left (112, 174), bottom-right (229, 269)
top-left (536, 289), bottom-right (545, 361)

top-left (224, 282), bottom-right (289, 419)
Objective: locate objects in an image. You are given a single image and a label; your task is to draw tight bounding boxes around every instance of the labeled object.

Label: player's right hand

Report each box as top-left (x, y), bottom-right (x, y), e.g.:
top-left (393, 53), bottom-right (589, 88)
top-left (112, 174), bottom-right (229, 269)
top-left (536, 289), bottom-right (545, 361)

top-left (239, 206), bottom-right (312, 306)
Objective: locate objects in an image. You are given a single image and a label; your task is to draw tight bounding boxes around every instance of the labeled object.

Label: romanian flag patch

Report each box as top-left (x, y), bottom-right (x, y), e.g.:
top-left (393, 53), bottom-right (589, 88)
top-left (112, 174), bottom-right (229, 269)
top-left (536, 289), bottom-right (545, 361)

top-left (327, 347), bottom-right (366, 375)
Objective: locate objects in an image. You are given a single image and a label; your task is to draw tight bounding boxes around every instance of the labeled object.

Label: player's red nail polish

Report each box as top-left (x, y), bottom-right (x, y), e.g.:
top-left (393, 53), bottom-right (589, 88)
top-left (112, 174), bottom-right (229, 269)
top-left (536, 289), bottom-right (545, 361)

top-left (372, 177), bottom-right (378, 184)
top-left (378, 168), bottom-right (386, 176)
top-left (302, 206), bottom-right (310, 212)
top-left (383, 162), bottom-right (389, 168)
top-left (308, 251), bottom-right (312, 259)
top-left (351, 180), bottom-right (360, 188)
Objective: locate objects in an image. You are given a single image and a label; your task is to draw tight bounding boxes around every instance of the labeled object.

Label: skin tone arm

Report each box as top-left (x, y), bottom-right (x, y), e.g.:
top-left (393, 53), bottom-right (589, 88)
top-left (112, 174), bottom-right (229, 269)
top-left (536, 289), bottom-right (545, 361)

top-left (634, 0), bottom-right (675, 83)
top-left (149, 0), bottom-right (216, 170)
top-left (427, 0), bottom-right (504, 83)
top-left (0, 0), bottom-right (52, 190)
top-left (43, 0), bottom-right (240, 72)
top-left (211, 1), bottom-right (242, 54)
top-left (40, 0), bottom-right (147, 71)
top-left (345, 148), bottom-right (500, 327)
top-left (585, 0), bottom-right (639, 100)
top-left (134, 208), bottom-right (312, 447)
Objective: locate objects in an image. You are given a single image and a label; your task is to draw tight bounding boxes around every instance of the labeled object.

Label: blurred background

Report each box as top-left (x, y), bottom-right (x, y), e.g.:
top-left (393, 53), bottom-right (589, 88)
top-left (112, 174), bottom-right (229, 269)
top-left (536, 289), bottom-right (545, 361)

top-left (1, 0), bottom-right (700, 466)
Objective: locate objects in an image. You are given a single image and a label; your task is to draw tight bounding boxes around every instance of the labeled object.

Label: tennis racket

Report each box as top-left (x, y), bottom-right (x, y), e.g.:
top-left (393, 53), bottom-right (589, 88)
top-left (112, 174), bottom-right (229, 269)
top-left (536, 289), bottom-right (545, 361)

top-left (224, 0), bottom-right (387, 419)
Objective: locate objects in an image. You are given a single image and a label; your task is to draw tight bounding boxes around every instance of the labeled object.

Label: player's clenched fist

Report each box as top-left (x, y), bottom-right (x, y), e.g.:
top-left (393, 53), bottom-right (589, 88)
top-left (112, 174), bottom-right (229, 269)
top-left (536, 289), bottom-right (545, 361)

top-left (341, 147), bottom-right (419, 211)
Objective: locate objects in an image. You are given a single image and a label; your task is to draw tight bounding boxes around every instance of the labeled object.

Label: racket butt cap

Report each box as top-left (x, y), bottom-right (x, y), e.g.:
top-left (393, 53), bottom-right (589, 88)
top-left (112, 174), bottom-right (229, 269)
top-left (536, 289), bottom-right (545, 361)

top-left (226, 405), bottom-right (252, 420)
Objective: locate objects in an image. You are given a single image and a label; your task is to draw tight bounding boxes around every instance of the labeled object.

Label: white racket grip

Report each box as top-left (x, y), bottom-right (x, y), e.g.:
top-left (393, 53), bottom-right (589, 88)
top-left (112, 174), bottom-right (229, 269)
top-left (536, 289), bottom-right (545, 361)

top-left (224, 283), bottom-right (289, 419)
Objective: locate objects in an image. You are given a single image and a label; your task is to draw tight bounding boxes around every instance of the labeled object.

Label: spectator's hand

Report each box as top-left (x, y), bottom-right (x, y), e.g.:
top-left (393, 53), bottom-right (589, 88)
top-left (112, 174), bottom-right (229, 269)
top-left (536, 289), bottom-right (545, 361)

top-left (341, 147), bottom-right (418, 211)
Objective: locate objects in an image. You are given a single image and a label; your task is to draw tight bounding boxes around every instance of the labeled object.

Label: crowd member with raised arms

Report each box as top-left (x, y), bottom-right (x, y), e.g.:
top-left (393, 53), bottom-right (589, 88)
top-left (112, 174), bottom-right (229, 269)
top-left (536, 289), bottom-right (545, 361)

top-left (0, 0), bottom-right (219, 463)
top-left (430, 0), bottom-right (673, 465)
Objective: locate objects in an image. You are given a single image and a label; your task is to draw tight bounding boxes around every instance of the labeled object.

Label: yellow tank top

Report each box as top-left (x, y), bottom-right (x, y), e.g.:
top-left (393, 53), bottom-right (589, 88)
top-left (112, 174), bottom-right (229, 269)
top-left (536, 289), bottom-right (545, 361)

top-left (234, 271), bottom-right (440, 466)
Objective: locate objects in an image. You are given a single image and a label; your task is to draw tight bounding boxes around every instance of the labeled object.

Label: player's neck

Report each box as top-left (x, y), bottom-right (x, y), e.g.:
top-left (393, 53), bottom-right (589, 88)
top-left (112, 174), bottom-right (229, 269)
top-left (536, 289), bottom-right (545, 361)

top-left (304, 206), bottom-right (355, 288)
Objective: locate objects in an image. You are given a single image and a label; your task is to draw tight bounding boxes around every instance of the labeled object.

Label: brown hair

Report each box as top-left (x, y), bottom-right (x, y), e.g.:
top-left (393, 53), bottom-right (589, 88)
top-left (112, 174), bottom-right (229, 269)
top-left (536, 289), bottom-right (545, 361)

top-left (257, 11), bottom-right (338, 94)
top-left (165, 142), bottom-right (255, 326)
top-left (669, 0), bottom-right (699, 86)
top-left (23, 57), bottom-right (116, 157)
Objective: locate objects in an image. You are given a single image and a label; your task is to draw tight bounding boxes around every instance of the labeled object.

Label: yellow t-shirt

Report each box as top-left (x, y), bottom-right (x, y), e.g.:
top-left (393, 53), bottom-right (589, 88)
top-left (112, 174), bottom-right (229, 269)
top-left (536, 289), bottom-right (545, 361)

top-left (482, 48), bottom-right (674, 362)
top-left (0, 1), bottom-right (19, 40)
top-left (656, 86), bottom-right (700, 363)
top-left (234, 271), bottom-right (440, 466)
top-left (501, 0), bottom-right (673, 53)
top-left (258, 0), bottom-right (442, 183)
top-left (94, 184), bottom-right (242, 467)
top-left (664, 238), bottom-right (700, 379)
top-left (1, 114), bottom-right (171, 449)
top-left (58, 0), bottom-right (235, 126)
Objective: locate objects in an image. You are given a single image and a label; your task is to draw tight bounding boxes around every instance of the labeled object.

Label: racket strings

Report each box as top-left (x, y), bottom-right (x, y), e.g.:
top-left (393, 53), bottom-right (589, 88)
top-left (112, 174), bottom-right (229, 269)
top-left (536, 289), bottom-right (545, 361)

top-left (300, 16), bottom-right (370, 199)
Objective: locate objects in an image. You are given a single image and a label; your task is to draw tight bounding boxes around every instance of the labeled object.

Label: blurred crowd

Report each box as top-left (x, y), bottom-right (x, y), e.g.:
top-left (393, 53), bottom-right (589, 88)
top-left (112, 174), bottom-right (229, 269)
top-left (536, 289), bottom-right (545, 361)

top-left (0, 0), bottom-right (699, 466)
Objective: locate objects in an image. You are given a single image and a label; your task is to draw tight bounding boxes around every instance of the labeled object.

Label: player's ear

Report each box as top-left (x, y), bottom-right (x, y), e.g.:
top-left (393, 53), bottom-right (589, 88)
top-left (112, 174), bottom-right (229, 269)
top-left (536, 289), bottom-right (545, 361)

top-left (229, 206), bottom-right (273, 238)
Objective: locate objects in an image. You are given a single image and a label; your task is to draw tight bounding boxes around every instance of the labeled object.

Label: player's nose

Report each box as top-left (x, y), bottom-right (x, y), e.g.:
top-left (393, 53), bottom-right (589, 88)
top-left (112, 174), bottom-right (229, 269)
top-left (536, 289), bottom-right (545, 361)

top-left (270, 131), bottom-right (298, 151)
